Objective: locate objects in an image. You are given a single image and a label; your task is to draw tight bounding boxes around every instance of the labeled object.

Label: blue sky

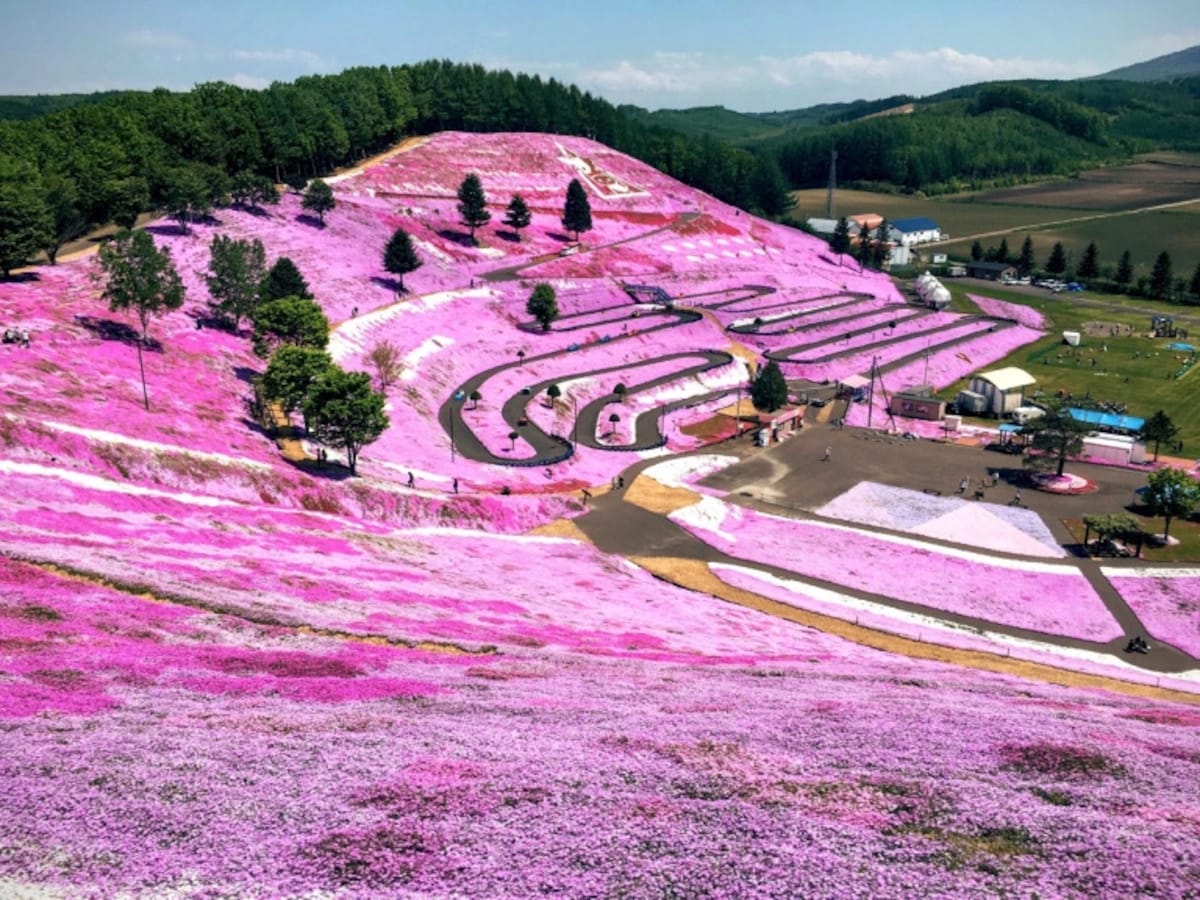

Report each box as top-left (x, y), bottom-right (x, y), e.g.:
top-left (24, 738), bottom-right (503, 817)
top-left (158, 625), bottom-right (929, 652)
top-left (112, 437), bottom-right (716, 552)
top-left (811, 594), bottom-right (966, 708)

top-left (4, 0), bottom-right (1198, 111)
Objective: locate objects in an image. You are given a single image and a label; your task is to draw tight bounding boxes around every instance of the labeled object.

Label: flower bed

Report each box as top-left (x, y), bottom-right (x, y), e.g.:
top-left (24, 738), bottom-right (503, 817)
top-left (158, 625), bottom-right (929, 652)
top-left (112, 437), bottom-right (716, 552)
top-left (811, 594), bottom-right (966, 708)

top-left (1103, 568), bottom-right (1200, 658)
top-left (670, 498), bottom-right (1122, 641)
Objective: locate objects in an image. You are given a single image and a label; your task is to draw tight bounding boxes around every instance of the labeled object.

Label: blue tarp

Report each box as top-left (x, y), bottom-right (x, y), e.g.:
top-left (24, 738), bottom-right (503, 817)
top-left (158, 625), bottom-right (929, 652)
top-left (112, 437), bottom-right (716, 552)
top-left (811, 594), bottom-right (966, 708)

top-left (999, 423), bottom-right (1023, 434)
top-left (1068, 408), bottom-right (1145, 432)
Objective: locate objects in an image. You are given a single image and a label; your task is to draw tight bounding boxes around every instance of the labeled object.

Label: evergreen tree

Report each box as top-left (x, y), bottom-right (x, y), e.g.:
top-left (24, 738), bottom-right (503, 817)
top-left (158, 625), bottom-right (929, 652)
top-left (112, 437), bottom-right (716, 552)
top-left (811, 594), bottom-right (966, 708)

top-left (1076, 242), bottom-right (1100, 280)
top-left (1139, 410), bottom-right (1180, 462)
top-left (1149, 251), bottom-right (1173, 299)
top-left (829, 218), bottom-right (851, 263)
top-left (1115, 250), bottom-right (1133, 287)
top-left (749, 360), bottom-right (788, 412)
top-left (1190, 260), bottom-right (1200, 297)
top-left (872, 218), bottom-right (890, 268)
top-left (526, 282), bottom-right (558, 331)
top-left (1022, 399), bottom-right (1089, 477)
top-left (303, 367), bottom-right (389, 475)
top-left (995, 237), bottom-right (1010, 265)
top-left (970, 240), bottom-right (983, 261)
top-left (503, 194), bottom-right (532, 240)
top-left (561, 178), bottom-right (592, 242)
top-left (382, 227), bottom-right (422, 292)
top-left (1017, 236), bottom-right (1035, 275)
top-left (260, 257), bottom-right (312, 302)
top-left (302, 179), bottom-right (335, 225)
top-left (1046, 242), bottom-right (1067, 275)
top-left (206, 235), bottom-right (267, 330)
top-left (456, 172), bottom-right (490, 242)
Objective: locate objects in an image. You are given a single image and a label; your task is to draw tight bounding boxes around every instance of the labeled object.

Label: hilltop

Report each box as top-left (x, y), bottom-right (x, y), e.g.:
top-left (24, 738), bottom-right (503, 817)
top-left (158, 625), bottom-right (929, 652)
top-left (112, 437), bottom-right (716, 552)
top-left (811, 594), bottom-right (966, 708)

top-left (1, 132), bottom-right (1198, 897)
top-left (1093, 43), bottom-right (1200, 82)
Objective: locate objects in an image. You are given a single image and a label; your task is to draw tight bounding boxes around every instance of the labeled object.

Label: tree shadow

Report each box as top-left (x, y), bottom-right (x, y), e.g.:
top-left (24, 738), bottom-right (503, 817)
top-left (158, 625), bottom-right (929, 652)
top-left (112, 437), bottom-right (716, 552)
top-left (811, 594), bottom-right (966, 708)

top-left (233, 366), bottom-right (260, 385)
top-left (144, 223), bottom-right (186, 237)
top-left (285, 455), bottom-right (357, 481)
top-left (1, 272), bottom-right (40, 283)
top-left (73, 315), bottom-right (162, 351)
top-left (295, 213), bottom-right (325, 229)
top-left (370, 275), bottom-right (406, 294)
top-left (436, 228), bottom-right (476, 247)
top-left (497, 230), bottom-right (523, 244)
top-left (546, 231), bottom-right (574, 243)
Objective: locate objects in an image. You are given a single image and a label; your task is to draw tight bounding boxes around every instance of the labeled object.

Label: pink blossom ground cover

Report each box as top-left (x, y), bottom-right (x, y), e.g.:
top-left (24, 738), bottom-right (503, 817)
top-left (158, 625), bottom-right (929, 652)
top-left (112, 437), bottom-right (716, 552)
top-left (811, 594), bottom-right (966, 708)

top-left (671, 497), bottom-right (1122, 641)
top-left (969, 294), bottom-right (1051, 329)
top-left (1104, 568), bottom-right (1200, 658)
top-left (3, 554), bottom-right (1200, 897)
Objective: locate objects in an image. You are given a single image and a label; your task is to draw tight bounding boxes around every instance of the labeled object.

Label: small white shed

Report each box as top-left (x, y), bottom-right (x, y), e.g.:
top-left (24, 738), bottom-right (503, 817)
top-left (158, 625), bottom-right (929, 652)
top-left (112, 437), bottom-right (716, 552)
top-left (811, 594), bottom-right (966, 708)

top-left (968, 367), bottom-right (1036, 416)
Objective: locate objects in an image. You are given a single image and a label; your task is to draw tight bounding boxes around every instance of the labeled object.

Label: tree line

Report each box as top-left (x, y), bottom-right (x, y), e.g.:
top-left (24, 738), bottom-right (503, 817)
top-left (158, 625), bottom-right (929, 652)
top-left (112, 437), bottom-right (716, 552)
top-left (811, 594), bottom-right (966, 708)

top-left (0, 61), bottom-right (789, 276)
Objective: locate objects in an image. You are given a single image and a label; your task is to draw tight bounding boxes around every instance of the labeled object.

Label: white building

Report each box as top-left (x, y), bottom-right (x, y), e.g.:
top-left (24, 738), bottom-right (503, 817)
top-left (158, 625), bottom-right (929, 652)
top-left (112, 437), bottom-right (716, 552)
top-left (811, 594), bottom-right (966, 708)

top-left (888, 217), bottom-right (942, 246)
top-left (968, 367), bottom-right (1036, 416)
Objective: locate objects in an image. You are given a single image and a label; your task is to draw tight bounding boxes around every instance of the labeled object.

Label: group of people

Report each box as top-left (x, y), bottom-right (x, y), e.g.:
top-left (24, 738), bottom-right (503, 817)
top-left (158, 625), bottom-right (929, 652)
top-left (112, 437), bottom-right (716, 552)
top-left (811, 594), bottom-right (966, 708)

top-left (1125, 635), bottom-right (1151, 655)
top-left (2, 327), bottom-right (31, 348)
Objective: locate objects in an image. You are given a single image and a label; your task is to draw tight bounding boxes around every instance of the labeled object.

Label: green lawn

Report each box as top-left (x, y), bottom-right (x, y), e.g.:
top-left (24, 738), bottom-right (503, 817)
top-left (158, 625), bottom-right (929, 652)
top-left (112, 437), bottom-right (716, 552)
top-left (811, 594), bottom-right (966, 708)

top-left (939, 284), bottom-right (1200, 449)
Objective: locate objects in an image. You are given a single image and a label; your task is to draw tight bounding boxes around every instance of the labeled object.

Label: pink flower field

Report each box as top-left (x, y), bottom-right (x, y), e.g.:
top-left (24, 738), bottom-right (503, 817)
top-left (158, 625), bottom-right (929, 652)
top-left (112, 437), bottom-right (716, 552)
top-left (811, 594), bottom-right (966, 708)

top-left (2, 131), bottom-right (1197, 897)
top-left (1104, 568), bottom-right (1200, 658)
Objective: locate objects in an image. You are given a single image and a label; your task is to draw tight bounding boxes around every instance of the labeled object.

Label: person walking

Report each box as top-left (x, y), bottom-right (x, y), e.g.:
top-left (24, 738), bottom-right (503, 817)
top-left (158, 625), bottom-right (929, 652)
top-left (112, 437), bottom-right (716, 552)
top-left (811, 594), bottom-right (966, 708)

top-left (452, 477), bottom-right (458, 494)
top-left (407, 471), bottom-right (415, 488)
top-left (821, 446), bottom-right (832, 462)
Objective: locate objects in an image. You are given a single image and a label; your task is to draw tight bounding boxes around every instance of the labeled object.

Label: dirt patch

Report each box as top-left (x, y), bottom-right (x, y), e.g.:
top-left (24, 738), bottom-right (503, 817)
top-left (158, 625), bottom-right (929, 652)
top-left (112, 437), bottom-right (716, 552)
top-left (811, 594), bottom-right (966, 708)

top-left (623, 476), bottom-right (700, 516)
top-left (631, 556), bottom-right (1199, 705)
top-left (529, 518), bottom-right (591, 541)
top-left (1081, 321), bottom-right (1135, 337)
top-left (969, 161), bottom-right (1200, 211)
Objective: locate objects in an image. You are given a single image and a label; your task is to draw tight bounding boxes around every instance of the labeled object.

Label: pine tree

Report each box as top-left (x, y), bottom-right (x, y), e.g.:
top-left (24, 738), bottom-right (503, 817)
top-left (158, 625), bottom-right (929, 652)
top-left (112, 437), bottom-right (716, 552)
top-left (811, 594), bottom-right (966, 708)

top-left (561, 178), bottom-right (592, 242)
top-left (260, 257), bottom-right (312, 302)
top-left (1046, 242), bottom-right (1067, 275)
top-left (503, 194), bottom-right (532, 241)
top-left (456, 173), bottom-right (490, 242)
top-left (1115, 250), bottom-right (1133, 287)
top-left (1017, 236), bottom-right (1035, 275)
top-left (829, 218), bottom-right (851, 264)
top-left (1150, 251), bottom-right (1173, 299)
top-left (749, 360), bottom-right (788, 412)
top-left (382, 228), bottom-right (422, 292)
top-left (1076, 242), bottom-right (1099, 280)
top-left (1190, 260), bottom-right (1200, 297)
top-left (995, 237), bottom-right (1010, 265)
top-left (970, 240), bottom-right (983, 262)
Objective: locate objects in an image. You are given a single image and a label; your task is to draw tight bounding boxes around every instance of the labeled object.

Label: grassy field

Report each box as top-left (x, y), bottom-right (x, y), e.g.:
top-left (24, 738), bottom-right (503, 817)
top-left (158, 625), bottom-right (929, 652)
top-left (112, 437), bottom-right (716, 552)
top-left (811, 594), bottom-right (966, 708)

top-left (936, 283), bottom-right (1200, 449)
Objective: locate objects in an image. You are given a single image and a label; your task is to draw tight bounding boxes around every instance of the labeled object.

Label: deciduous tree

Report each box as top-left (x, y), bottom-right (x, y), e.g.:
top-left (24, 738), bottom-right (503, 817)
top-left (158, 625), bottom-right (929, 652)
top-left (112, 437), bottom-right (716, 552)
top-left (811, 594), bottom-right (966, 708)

top-left (456, 172), bottom-right (490, 241)
top-left (0, 176), bottom-right (51, 277)
top-left (163, 165), bottom-right (211, 234)
top-left (1142, 467), bottom-right (1200, 541)
top-left (382, 227), bottom-right (421, 292)
top-left (366, 340), bottom-right (403, 392)
top-left (206, 234), bottom-right (267, 330)
top-left (106, 176), bottom-right (149, 231)
top-left (303, 367), bottom-right (389, 475)
top-left (96, 229), bottom-right (186, 410)
top-left (526, 282), bottom-right (558, 331)
top-left (561, 178), bottom-right (592, 242)
top-left (302, 179), bottom-right (335, 225)
top-left (261, 345), bottom-right (333, 430)
top-left (41, 173), bottom-right (85, 265)
top-left (251, 295), bottom-right (329, 358)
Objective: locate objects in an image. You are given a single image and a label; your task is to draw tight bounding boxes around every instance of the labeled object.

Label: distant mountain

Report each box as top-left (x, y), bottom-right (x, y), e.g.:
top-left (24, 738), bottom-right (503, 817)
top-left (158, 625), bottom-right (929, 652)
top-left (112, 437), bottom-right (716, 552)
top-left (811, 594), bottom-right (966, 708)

top-left (1091, 44), bottom-right (1200, 81)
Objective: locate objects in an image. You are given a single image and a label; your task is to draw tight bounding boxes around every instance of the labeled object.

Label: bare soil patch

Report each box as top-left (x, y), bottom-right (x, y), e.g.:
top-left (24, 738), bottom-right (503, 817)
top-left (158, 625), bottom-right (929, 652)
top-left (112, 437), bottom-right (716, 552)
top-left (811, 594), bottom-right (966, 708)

top-left (970, 161), bottom-right (1200, 211)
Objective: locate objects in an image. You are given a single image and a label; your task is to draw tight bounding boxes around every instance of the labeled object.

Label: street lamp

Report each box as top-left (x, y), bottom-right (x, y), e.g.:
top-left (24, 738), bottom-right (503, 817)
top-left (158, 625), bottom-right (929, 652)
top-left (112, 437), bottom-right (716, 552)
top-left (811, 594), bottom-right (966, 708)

top-left (450, 390), bottom-right (465, 461)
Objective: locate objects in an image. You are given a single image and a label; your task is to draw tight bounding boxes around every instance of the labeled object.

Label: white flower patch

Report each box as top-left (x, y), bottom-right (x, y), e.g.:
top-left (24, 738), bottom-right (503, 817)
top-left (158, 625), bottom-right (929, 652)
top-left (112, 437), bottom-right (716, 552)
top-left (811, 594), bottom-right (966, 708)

top-left (672, 495), bottom-right (742, 544)
top-left (641, 454), bottom-right (739, 490)
top-left (401, 336), bottom-right (455, 381)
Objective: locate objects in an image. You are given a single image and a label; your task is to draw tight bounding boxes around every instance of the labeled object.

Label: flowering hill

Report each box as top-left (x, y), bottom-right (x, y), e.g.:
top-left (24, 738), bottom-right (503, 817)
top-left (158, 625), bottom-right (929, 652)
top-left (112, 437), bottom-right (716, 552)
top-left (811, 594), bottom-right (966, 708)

top-left (1, 132), bottom-right (1197, 896)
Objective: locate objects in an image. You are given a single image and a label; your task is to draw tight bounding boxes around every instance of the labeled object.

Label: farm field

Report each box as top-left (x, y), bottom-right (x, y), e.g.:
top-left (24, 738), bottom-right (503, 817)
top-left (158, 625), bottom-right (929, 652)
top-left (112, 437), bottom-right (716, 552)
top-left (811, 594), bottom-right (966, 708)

top-left (1, 131), bottom-right (1198, 897)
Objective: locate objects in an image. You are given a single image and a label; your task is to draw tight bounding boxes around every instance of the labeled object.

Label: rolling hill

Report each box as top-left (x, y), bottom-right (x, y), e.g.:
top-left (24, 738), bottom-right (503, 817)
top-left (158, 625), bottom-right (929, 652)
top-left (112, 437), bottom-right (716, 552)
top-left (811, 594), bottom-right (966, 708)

top-left (1, 131), bottom-right (1197, 896)
top-left (1093, 43), bottom-right (1200, 81)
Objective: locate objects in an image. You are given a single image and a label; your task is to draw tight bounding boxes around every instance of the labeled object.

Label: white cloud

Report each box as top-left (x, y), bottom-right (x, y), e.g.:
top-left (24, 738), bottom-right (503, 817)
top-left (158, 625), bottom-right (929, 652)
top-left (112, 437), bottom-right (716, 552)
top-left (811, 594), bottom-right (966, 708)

top-left (231, 48), bottom-right (325, 68)
top-left (227, 73), bottom-right (272, 90)
top-left (584, 52), bottom-right (757, 96)
top-left (124, 29), bottom-right (191, 50)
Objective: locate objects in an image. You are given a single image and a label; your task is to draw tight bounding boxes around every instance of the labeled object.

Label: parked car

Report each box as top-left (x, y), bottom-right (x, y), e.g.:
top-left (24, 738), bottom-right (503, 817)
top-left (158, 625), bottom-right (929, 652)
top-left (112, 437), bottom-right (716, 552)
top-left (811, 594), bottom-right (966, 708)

top-left (1066, 282), bottom-right (1085, 292)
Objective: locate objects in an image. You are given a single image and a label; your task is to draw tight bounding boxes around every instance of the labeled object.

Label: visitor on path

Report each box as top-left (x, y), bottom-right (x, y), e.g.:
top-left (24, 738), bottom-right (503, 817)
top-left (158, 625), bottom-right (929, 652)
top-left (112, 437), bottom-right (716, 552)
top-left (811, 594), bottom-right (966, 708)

top-left (407, 471), bottom-right (415, 488)
top-left (617, 476), bottom-right (625, 489)
top-left (581, 488), bottom-right (592, 505)
top-left (821, 446), bottom-right (831, 462)
top-left (958, 477), bottom-right (969, 494)
top-left (452, 477), bottom-right (458, 494)
top-left (1009, 490), bottom-right (1021, 506)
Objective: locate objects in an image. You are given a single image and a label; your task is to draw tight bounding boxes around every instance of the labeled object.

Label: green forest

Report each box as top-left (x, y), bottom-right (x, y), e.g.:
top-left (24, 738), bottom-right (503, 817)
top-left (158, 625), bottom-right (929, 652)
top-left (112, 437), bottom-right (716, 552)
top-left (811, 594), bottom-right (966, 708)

top-left (4, 61), bottom-right (1200, 277)
top-left (0, 60), bottom-right (790, 274)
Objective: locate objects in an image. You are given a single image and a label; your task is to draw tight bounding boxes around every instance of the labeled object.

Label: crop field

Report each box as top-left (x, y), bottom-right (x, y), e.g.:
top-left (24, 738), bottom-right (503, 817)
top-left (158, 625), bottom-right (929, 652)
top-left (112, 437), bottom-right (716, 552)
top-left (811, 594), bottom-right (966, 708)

top-left (941, 284), bottom-right (1200, 446)
top-left (969, 159), bottom-right (1200, 211)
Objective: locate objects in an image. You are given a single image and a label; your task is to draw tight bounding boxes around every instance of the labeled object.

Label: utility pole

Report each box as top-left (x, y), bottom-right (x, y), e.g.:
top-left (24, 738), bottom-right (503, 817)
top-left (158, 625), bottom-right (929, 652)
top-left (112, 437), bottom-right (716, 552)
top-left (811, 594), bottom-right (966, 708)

top-left (866, 356), bottom-right (877, 429)
top-left (826, 149), bottom-right (837, 218)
